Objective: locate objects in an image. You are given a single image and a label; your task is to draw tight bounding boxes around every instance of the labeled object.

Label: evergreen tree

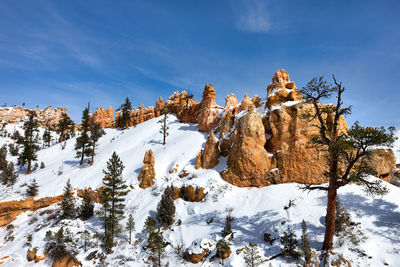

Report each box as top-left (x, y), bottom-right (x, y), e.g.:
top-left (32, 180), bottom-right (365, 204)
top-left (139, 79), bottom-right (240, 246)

top-left (1, 162), bottom-right (18, 186)
top-left (281, 227), bottom-right (300, 260)
top-left (59, 179), bottom-right (75, 218)
top-left (243, 242), bottom-right (263, 267)
top-left (118, 97), bottom-right (132, 129)
top-left (101, 152), bottom-right (128, 253)
top-left (18, 111), bottom-right (39, 173)
top-left (216, 239), bottom-right (231, 264)
top-left (42, 123), bottom-right (52, 148)
top-left (45, 227), bottom-right (76, 259)
top-left (300, 220), bottom-right (312, 264)
top-left (82, 230), bottom-right (90, 252)
top-left (75, 107), bottom-right (91, 165)
top-left (300, 76), bottom-right (396, 250)
top-left (57, 113), bottom-right (74, 143)
top-left (147, 230), bottom-right (167, 267)
top-left (156, 187), bottom-right (175, 228)
top-left (79, 188), bottom-right (94, 220)
top-left (158, 113), bottom-right (169, 145)
top-left (222, 215), bottom-right (233, 238)
top-left (126, 213), bottom-right (135, 244)
top-left (89, 122), bottom-right (105, 165)
top-left (144, 216), bottom-right (158, 233)
top-left (26, 178), bottom-right (39, 196)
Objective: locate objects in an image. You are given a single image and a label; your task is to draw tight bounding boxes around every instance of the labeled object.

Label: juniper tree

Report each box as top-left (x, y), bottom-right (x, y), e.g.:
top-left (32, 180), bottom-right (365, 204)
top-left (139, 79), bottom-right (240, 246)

top-left (59, 179), bottom-right (75, 218)
top-left (300, 220), bottom-right (312, 264)
top-left (101, 152), bottom-right (128, 253)
top-left (156, 187), bottom-right (175, 228)
top-left (300, 76), bottom-right (396, 251)
top-left (57, 113), bottom-right (74, 143)
top-left (75, 107), bottom-right (91, 165)
top-left (26, 178), bottom-right (39, 196)
top-left (118, 97), bottom-right (132, 129)
top-left (42, 123), bottom-right (52, 147)
top-left (89, 122), bottom-right (105, 165)
top-left (243, 242), bottom-right (263, 267)
top-left (79, 188), bottom-right (94, 220)
top-left (19, 111), bottom-right (39, 173)
top-left (126, 214), bottom-right (135, 244)
top-left (158, 113), bottom-right (169, 145)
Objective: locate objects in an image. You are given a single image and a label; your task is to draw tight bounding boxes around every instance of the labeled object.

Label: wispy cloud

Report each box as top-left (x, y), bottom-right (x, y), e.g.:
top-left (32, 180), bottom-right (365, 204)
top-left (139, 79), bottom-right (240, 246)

top-left (231, 0), bottom-right (271, 33)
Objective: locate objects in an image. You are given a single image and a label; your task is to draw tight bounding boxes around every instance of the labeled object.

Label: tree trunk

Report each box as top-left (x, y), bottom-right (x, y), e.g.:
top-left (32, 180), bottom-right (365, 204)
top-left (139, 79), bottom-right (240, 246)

top-left (91, 143), bottom-right (95, 165)
top-left (80, 144), bottom-right (85, 165)
top-left (322, 184), bottom-right (337, 250)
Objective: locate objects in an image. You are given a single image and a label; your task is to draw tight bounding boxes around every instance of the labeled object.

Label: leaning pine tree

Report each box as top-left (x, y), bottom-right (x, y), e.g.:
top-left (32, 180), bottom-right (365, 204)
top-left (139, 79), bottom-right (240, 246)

top-left (156, 187), bottom-right (175, 228)
top-left (89, 122), bottom-right (105, 165)
top-left (75, 106), bottom-right (92, 165)
top-left (101, 152), bottom-right (128, 253)
top-left (118, 97), bottom-right (132, 129)
top-left (18, 111), bottom-right (39, 174)
top-left (300, 76), bottom-right (395, 252)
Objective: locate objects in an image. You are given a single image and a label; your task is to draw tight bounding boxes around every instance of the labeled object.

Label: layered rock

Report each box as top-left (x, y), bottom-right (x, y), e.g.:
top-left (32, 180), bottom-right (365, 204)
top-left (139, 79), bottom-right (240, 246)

top-left (197, 84), bottom-right (223, 132)
top-left (364, 149), bottom-right (396, 182)
top-left (265, 69), bottom-right (303, 109)
top-left (221, 104), bottom-right (271, 187)
top-left (185, 239), bottom-right (214, 264)
top-left (196, 131), bottom-right (220, 169)
top-left (89, 107), bottom-right (114, 128)
top-left (155, 97), bottom-right (165, 117)
top-left (138, 149), bottom-right (156, 189)
top-left (0, 195), bottom-right (63, 226)
top-left (0, 106), bottom-right (70, 129)
top-left (172, 185), bottom-right (207, 202)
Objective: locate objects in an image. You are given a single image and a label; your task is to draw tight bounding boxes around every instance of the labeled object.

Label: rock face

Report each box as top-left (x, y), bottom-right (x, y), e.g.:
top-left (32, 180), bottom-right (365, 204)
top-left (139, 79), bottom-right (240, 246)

top-left (196, 131), bottom-right (220, 169)
top-left (138, 149), bottom-right (156, 189)
top-left (172, 186), bottom-right (207, 202)
top-left (52, 255), bottom-right (82, 267)
top-left (265, 69), bottom-right (303, 109)
top-left (0, 106), bottom-right (70, 129)
top-left (197, 84), bottom-right (223, 132)
top-left (155, 97), bottom-right (165, 117)
top-left (90, 107), bottom-right (114, 128)
top-left (0, 195), bottom-right (63, 227)
top-left (364, 149), bottom-right (396, 182)
top-left (185, 239), bottom-right (214, 264)
top-left (221, 104), bottom-right (271, 187)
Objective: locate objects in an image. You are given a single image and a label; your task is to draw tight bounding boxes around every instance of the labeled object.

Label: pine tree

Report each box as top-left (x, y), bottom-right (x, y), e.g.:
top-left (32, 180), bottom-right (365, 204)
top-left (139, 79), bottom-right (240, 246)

top-left (156, 187), bottom-right (175, 228)
top-left (157, 113), bottom-right (169, 145)
top-left (147, 230), bottom-right (167, 267)
top-left (1, 162), bottom-right (18, 186)
top-left (19, 111), bottom-right (39, 173)
top-left (42, 123), bottom-right (52, 147)
top-left (126, 214), bottom-right (135, 244)
top-left (118, 97), bottom-right (132, 129)
top-left (45, 227), bottom-right (76, 259)
top-left (59, 179), bottom-right (75, 218)
top-left (144, 216), bottom-right (158, 233)
top-left (79, 188), bottom-right (94, 220)
top-left (216, 239), bottom-right (231, 264)
top-left (300, 76), bottom-right (396, 250)
top-left (0, 145), bottom-right (7, 172)
top-left (89, 122), bottom-right (105, 165)
top-left (57, 113), bottom-right (74, 143)
top-left (281, 227), bottom-right (300, 260)
top-left (101, 152), bottom-right (128, 253)
top-left (26, 178), bottom-right (39, 196)
top-left (222, 215), bottom-right (232, 238)
top-left (75, 106), bottom-right (91, 165)
top-left (243, 242), bottom-right (263, 267)
top-left (82, 230), bottom-right (90, 252)
top-left (300, 220), bottom-right (312, 264)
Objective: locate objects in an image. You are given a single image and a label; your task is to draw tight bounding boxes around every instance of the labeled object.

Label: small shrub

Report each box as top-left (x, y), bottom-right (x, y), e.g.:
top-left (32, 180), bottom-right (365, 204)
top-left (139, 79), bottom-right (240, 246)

top-left (40, 162), bottom-right (45, 169)
top-left (28, 216), bottom-right (39, 225)
top-left (281, 227), bottom-right (301, 260)
top-left (243, 242), bottom-right (263, 267)
top-left (26, 179), bottom-right (39, 196)
top-left (300, 220), bottom-right (312, 264)
top-left (216, 239), bottom-right (231, 263)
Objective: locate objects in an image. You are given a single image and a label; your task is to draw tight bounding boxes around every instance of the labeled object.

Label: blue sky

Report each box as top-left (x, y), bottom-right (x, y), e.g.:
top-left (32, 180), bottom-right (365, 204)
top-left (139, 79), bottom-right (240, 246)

top-left (0, 0), bottom-right (399, 126)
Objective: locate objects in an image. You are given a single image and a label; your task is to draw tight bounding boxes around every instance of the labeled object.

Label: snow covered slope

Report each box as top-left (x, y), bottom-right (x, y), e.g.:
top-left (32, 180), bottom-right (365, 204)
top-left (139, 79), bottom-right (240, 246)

top-left (0, 115), bottom-right (400, 266)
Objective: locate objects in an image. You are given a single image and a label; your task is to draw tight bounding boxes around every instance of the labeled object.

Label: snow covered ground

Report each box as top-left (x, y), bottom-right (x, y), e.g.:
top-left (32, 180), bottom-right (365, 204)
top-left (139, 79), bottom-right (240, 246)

top-left (0, 116), bottom-right (400, 266)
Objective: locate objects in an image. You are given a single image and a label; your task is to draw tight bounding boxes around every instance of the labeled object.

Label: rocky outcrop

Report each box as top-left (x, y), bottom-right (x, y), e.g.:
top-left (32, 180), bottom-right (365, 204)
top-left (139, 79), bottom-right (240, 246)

top-left (138, 149), bottom-right (156, 189)
top-left (197, 84), bottom-right (223, 132)
top-left (155, 97), bottom-right (165, 117)
top-left (52, 255), bottom-right (82, 267)
top-left (266, 69), bottom-right (303, 109)
top-left (185, 239), bottom-right (214, 264)
top-left (196, 131), bottom-right (220, 169)
top-left (0, 106), bottom-right (70, 129)
top-left (90, 107), bottom-right (114, 128)
top-left (172, 186), bottom-right (207, 202)
top-left (239, 94), bottom-right (252, 111)
top-left (0, 195), bottom-right (63, 226)
top-left (76, 187), bottom-right (104, 203)
top-left (364, 149), bottom-right (396, 182)
top-left (27, 247), bottom-right (48, 263)
top-left (221, 104), bottom-right (271, 187)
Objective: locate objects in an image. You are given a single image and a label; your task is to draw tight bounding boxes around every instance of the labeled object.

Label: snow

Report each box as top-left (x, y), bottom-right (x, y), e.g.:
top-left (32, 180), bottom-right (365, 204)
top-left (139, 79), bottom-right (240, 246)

top-left (0, 114), bottom-right (400, 266)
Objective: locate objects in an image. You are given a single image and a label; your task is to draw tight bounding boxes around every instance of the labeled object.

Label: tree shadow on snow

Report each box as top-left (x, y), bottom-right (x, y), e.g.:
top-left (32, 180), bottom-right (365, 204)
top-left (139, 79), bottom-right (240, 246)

top-left (337, 192), bottom-right (400, 244)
